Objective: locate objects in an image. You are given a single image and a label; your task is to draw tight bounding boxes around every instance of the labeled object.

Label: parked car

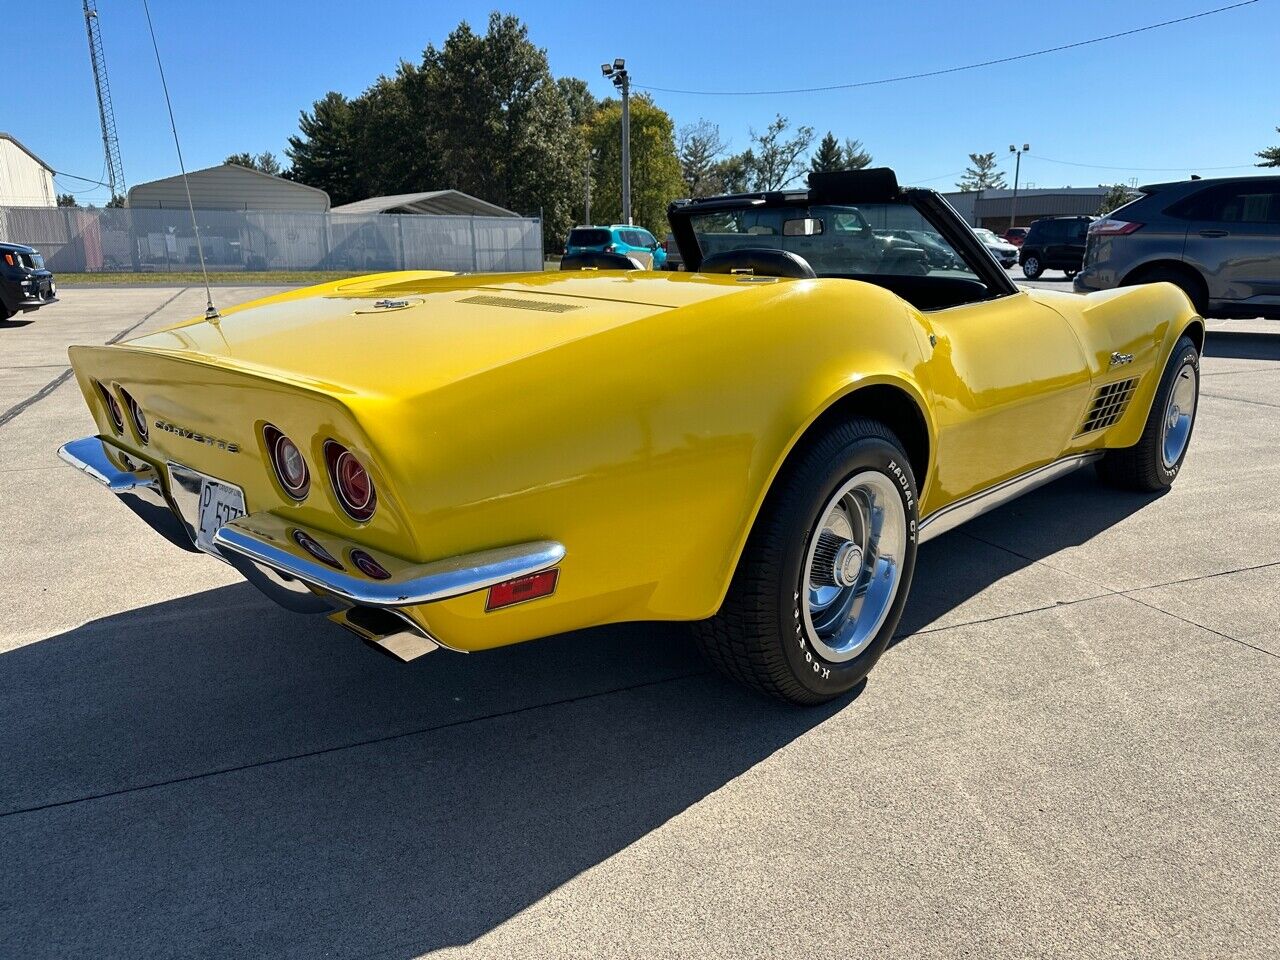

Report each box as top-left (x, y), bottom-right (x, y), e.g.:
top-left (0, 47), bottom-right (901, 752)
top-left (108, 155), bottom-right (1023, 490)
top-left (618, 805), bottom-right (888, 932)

top-left (663, 233), bottom-right (683, 270)
top-left (1019, 216), bottom-right (1095, 279)
top-left (0, 241), bottom-right (57, 321)
top-left (1003, 227), bottom-right (1028, 247)
top-left (972, 228), bottom-right (1019, 268)
top-left (59, 167), bottom-right (1200, 705)
top-left (1075, 175), bottom-right (1280, 318)
top-left (564, 224), bottom-right (667, 270)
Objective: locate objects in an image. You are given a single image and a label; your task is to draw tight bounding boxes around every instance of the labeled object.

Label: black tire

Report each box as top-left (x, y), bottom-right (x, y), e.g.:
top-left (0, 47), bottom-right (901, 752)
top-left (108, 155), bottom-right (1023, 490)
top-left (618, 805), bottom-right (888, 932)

top-left (693, 419), bottom-right (919, 705)
top-left (1126, 266), bottom-right (1208, 315)
top-left (1064, 269), bottom-right (1078, 280)
top-left (1022, 253), bottom-right (1044, 279)
top-left (1096, 335), bottom-right (1200, 492)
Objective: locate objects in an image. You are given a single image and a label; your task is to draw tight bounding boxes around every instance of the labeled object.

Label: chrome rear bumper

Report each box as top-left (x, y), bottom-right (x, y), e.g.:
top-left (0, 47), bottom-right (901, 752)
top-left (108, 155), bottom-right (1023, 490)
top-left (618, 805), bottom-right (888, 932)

top-left (58, 435), bottom-right (565, 657)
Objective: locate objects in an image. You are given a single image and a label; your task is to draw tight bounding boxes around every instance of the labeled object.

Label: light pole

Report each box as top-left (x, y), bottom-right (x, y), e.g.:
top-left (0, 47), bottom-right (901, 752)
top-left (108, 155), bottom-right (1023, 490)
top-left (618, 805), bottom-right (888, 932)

top-left (1009, 143), bottom-right (1030, 231)
top-left (601, 58), bottom-right (631, 225)
top-left (585, 148), bottom-right (599, 225)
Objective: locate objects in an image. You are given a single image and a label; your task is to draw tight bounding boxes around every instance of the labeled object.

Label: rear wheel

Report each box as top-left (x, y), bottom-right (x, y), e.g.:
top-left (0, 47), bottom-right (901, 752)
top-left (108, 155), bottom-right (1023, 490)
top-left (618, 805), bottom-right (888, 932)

top-left (1096, 335), bottom-right (1200, 491)
top-left (1022, 254), bottom-right (1044, 279)
top-left (693, 419), bottom-right (918, 705)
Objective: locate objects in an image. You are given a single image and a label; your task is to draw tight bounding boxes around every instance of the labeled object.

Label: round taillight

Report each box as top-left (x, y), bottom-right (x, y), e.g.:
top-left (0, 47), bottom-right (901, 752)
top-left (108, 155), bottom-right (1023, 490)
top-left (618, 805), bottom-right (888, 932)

top-left (120, 389), bottom-right (148, 444)
top-left (325, 441), bottom-right (376, 521)
top-left (291, 528), bottom-right (341, 569)
top-left (97, 382), bottom-right (124, 433)
top-left (264, 425), bottom-right (309, 500)
top-left (350, 549), bottom-right (391, 580)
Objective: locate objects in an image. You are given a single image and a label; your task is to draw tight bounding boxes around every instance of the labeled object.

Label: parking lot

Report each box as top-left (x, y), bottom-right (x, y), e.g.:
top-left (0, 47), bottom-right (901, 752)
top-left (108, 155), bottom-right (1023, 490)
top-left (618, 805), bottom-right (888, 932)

top-left (1, 283), bottom-right (1277, 958)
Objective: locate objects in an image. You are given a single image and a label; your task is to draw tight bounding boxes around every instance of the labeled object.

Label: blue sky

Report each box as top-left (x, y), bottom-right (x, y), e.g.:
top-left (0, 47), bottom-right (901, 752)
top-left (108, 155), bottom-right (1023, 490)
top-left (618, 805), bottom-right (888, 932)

top-left (14, 0), bottom-right (1277, 204)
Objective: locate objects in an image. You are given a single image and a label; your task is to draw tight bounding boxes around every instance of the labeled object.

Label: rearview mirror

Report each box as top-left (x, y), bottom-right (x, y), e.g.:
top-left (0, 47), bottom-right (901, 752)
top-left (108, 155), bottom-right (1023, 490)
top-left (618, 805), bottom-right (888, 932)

top-left (783, 217), bottom-right (824, 237)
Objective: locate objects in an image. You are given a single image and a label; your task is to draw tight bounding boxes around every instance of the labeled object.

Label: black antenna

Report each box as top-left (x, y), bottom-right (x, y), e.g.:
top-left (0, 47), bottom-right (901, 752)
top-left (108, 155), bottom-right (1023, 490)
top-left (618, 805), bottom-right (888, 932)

top-left (141, 0), bottom-right (218, 321)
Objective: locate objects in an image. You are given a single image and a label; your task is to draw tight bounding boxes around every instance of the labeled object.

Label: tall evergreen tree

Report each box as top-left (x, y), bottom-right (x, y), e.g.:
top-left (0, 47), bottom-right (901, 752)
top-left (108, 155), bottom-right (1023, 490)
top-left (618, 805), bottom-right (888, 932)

top-left (841, 138), bottom-right (873, 170)
top-left (956, 152), bottom-right (1007, 191)
top-left (678, 120), bottom-right (728, 197)
top-left (809, 133), bottom-right (843, 174)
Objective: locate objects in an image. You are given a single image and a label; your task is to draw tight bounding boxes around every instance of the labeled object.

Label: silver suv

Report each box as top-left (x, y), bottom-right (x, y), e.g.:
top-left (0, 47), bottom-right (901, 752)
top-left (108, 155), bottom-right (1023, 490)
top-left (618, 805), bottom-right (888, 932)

top-left (1074, 175), bottom-right (1280, 318)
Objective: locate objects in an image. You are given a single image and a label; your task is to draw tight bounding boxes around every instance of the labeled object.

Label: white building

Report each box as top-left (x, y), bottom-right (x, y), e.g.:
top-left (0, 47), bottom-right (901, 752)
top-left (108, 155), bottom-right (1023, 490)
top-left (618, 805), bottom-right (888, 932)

top-left (0, 133), bottom-right (56, 208)
top-left (127, 164), bottom-right (330, 212)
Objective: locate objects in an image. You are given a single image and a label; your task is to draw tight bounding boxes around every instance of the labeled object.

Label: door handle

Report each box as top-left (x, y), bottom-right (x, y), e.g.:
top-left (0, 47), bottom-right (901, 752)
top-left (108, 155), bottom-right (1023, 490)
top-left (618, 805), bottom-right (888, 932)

top-left (1198, 229), bottom-right (1229, 238)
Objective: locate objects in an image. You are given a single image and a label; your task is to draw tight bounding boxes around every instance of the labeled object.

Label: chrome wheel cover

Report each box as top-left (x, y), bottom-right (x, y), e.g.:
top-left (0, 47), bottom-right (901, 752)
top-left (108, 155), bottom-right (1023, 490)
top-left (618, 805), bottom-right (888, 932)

top-left (801, 471), bottom-right (907, 663)
top-left (1023, 257), bottom-right (1039, 276)
top-left (1161, 359), bottom-right (1198, 469)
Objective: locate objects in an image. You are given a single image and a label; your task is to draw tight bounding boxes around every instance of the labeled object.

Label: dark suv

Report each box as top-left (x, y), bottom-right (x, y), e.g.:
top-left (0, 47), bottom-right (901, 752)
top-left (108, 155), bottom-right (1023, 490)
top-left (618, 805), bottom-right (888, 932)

top-left (1, 241), bottom-right (57, 321)
top-left (1018, 216), bottom-right (1093, 279)
top-left (1074, 175), bottom-right (1280, 318)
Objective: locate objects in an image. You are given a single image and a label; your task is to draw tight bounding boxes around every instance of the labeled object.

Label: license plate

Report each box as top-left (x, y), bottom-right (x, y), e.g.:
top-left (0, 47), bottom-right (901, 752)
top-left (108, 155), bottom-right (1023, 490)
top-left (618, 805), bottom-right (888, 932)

top-left (195, 477), bottom-right (246, 554)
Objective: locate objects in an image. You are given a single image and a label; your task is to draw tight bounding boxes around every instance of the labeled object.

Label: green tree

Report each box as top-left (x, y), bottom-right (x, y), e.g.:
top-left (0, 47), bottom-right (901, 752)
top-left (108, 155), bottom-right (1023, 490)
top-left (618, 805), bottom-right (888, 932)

top-left (56, 193), bottom-right (78, 207)
top-left (956, 152), bottom-right (1006, 191)
top-left (1258, 127), bottom-right (1280, 167)
top-left (587, 94), bottom-right (685, 236)
top-left (286, 91), bottom-right (364, 204)
top-left (225, 151), bottom-right (283, 175)
top-left (841, 138), bottom-right (872, 170)
top-left (105, 195), bottom-right (125, 208)
top-left (809, 132), bottom-right (843, 174)
top-left (557, 77), bottom-right (599, 128)
top-left (678, 119), bottom-right (728, 197)
top-left (740, 115), bottom-right (815, 191)
top-left (1097, 183), bottom-right (1137, 215)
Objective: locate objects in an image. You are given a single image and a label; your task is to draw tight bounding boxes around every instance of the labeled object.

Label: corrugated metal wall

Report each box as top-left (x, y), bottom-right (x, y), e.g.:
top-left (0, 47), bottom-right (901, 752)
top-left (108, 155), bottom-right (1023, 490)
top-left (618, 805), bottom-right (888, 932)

top-left (126, 165), bottom-right (331, 212)
top-left (0, 139), bottom-right (56, 208)
top-left (0, 206), bottom-right (544, 273)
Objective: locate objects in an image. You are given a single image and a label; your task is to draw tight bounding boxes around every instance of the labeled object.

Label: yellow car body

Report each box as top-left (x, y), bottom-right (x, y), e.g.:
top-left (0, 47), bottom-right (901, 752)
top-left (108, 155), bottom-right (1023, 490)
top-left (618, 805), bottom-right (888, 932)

top-left (63, 267), bottom-right (1200, 653)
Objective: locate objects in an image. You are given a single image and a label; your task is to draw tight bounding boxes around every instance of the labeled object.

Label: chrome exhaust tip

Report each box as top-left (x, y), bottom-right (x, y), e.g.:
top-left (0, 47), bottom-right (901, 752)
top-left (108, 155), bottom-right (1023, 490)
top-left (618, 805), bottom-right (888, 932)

top-left (328, 606), bottom-right (439, 661)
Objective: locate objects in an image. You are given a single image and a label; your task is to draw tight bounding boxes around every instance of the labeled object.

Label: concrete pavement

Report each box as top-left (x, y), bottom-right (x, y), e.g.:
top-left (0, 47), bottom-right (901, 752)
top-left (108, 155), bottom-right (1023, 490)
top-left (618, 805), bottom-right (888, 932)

top-left (0, 286), bottom-right (1276, 959)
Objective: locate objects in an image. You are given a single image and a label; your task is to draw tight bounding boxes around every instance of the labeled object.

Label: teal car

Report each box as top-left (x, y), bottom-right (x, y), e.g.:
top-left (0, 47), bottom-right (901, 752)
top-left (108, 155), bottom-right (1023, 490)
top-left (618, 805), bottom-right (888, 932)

top-left (564, 224), bottom-right (668, 269)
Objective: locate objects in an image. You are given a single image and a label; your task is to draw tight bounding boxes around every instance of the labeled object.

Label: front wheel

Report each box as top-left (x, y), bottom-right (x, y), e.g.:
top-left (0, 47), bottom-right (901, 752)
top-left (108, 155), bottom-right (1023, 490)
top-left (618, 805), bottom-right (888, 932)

top-left (1022, 254), bottom-right (1044, 279)
top-left (693, 419), bottom-right (919, 705)
top-left (1064, 269), bottom-right (1078, 280)
top-left (1096, 335), bottom-right (1200, 491)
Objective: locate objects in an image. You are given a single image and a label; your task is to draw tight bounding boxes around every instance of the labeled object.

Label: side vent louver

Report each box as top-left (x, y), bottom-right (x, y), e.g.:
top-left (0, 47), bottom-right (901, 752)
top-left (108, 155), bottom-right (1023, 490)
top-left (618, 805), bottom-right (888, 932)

top-left (458, 295), bottom-right (581, 313)
top-left (1077, 377), bottom-right (1139, 436)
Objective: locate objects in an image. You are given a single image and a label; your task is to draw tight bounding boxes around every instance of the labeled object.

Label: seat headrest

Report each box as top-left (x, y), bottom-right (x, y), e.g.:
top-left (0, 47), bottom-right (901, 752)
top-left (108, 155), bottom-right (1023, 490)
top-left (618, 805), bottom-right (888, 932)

top-left (699, 247), bottom-right (816, 280)
top-left (560, 251), bottom-right (644, 271)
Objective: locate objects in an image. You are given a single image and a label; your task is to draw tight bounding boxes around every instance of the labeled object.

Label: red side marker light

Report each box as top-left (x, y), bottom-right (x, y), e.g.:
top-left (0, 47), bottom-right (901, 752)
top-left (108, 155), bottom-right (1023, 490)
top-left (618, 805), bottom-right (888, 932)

top-left (486, 569), bottom-right (559, 611)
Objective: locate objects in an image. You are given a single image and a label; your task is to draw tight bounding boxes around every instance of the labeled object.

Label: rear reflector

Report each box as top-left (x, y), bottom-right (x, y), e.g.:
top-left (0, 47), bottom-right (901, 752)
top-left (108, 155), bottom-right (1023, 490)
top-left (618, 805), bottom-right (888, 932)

top-left (486, 569), bottom-right (559, 611)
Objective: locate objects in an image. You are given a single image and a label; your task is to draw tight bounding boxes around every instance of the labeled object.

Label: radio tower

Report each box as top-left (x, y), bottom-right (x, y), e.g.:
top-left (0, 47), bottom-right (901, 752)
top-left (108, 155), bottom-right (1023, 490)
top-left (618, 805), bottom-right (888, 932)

top-left (82, 0), bottom-right (126, 201)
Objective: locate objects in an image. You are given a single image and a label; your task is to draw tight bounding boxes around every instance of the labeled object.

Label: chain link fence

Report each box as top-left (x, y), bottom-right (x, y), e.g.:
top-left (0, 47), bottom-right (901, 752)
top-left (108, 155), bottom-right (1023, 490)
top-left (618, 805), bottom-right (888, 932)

top-left (0, 206), bottom-right (544, 274)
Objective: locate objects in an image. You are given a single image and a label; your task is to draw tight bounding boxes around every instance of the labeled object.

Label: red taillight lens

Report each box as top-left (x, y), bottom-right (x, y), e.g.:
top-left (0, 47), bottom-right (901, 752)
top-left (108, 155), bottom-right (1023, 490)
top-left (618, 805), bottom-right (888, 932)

top-left (119, 389), bottom-right (148, 443)
top-left (659, 240), bottom-right (668, 252)
top-left (264, 424), bottom-right (310, 500)
top-left (325, 441), bottom-right (376, 521)
top-left (486, 569), bottom-right (559, 611)
top-left (1089, 218), bottom-right (1143, 236)
top-left (291, 528), bottom-right (342, 569)
top-left (350, 549), bottom-right (391, 580)
top-left (96, 382), bottom-right (124, 433)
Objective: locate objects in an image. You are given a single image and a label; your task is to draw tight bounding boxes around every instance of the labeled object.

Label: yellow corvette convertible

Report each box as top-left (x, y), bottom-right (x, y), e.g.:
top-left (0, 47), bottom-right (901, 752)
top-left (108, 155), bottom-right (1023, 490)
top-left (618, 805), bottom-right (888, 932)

top-left (59, 169), bottom-right (1202, 704)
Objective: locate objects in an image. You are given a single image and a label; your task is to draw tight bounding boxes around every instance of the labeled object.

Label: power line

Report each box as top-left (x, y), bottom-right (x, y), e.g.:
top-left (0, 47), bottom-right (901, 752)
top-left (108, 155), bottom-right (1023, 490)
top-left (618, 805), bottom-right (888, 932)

top-left (635, 1), bottom-right (1260, 96)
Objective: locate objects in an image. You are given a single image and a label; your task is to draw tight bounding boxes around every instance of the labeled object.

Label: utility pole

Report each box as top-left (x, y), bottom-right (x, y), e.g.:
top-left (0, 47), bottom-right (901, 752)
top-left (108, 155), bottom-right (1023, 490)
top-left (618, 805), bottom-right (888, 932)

top-left (601, 58), bottom-right (631, 225)
top-left (83, 0), bottom-right (126, 201)
top-left (1008, 143), bottom-right (1029, 231)
top-left (585, 148), bottom-right (599, 224)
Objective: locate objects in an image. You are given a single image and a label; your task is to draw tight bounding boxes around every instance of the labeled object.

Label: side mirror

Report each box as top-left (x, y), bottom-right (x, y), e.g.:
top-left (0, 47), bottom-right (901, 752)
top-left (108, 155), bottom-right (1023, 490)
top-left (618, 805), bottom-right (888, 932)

top-left (783, 217), bottom-right (824, 237)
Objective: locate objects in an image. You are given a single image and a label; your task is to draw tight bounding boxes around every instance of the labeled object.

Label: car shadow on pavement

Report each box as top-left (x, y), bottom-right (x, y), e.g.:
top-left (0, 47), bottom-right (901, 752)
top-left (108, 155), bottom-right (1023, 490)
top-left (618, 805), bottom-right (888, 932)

top-left (897, 468), bottom-right (1162, 638)
top-left (1203, 329), bottom-right (1280, 362)
top-left (0, 589), bottom-right (845, 957)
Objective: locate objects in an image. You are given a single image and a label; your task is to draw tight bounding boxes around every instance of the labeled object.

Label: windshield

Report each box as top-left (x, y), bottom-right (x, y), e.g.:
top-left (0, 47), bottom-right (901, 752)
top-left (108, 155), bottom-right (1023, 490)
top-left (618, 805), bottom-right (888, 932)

top-left (567, 228), bottom-right (611, 247)
top-left (973, 228), bottom-right (1000, 244)
top-left (689, 202), bottom-right (977, 280)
